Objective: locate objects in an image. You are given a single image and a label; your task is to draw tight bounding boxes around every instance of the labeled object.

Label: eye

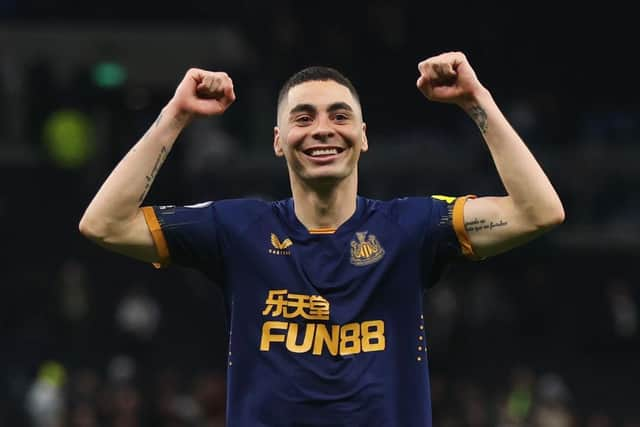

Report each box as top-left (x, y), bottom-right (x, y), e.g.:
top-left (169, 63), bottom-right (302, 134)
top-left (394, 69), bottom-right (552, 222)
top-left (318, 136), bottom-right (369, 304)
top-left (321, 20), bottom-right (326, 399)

top-left (333, 112), bottom-right (350, 122)
top-left (295, 115), bottom-right (313, 125)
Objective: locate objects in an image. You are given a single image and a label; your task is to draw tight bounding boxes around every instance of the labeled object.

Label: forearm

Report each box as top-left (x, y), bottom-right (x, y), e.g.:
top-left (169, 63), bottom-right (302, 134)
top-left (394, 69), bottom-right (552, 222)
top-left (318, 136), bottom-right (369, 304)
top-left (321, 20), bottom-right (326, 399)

top-left (462, 89), bottom-right (564, 225)
top-left (80, 101), bottom-right (190, 237)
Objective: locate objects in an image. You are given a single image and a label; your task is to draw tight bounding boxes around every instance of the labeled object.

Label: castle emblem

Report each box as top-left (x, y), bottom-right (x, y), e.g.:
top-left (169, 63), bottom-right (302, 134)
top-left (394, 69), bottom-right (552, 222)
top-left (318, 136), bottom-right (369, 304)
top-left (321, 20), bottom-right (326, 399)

top-left (350, 231), bottom-right (385, 266)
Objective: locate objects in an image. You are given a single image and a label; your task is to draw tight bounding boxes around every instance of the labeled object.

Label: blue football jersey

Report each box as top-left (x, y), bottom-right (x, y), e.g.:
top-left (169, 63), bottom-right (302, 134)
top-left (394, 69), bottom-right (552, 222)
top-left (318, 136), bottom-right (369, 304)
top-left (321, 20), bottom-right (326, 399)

top-left (141, 195), bottom-right (475, 427)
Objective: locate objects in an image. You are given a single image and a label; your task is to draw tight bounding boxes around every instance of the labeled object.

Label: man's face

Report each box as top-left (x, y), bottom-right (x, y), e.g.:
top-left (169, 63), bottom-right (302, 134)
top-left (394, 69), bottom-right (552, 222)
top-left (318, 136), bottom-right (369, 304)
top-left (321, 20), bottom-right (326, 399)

top-left (274, 80), bottom-right (368, 184)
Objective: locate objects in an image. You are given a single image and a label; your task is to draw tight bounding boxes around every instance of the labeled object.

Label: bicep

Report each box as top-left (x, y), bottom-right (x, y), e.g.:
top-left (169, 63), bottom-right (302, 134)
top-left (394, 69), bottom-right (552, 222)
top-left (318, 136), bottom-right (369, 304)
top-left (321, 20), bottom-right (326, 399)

top-left (463, 196), bottom-right (545, 259)
top-left (93, 209), bottom-right (162, 264)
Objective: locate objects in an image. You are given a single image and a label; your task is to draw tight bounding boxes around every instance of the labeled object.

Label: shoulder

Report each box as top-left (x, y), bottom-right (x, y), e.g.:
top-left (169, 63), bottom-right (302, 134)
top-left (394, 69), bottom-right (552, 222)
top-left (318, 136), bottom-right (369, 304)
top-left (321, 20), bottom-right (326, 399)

top-left (366, 195), bottom-right (463, 232)
top-left (212, 197), bottom-right (277, 226)
top-left (361, 195), bottom-right (460, 214)
top-left (213, 197), bottom-right (273, 211)
top-left (365, 196), bottom-right (436, 218)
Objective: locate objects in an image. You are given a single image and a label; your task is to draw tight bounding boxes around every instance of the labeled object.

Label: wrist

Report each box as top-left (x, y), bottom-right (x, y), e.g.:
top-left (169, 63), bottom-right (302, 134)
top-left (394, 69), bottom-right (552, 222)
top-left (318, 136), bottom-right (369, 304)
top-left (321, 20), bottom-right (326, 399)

top-left (459, 86), bottom-right (492, 113)
top-left (163, 100), bottom-right (195, 130)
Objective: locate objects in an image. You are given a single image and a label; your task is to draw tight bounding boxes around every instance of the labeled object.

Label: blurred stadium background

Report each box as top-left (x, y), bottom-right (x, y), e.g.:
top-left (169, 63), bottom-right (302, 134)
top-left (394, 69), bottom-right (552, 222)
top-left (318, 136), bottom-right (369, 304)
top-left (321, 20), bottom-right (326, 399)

top-left (0, 2), bottom-right (638, 426)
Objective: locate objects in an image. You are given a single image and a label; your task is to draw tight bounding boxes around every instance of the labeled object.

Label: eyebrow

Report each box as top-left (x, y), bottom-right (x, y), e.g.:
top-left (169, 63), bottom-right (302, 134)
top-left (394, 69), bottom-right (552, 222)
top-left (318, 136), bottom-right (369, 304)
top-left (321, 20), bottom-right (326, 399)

top-left (288, 102), bottom-right (354, 116)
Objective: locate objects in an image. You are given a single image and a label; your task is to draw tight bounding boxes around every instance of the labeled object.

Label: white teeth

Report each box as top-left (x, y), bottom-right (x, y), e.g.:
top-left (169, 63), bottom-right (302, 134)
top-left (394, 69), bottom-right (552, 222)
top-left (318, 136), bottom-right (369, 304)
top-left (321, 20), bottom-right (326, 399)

top-left (309, 148), bottom-right (338, 157)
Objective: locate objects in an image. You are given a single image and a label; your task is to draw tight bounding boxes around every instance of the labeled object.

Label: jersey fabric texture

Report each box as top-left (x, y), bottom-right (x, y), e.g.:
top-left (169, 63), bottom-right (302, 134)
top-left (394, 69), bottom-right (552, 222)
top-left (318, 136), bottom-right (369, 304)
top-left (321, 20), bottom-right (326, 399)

top-left (141, 195), bottom-right (475, 427)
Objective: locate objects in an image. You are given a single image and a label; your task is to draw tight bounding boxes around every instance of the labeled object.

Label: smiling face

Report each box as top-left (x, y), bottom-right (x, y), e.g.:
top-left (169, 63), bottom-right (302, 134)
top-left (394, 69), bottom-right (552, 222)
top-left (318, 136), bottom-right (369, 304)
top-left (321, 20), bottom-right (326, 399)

top-left (274, 80), bottom-right (368, 186)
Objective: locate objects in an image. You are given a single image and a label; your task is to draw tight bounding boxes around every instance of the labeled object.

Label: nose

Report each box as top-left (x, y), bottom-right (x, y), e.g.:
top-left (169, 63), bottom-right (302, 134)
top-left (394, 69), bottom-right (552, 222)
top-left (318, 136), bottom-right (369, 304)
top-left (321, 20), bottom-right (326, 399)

top-left (311, 115), bottom-right (335, 141)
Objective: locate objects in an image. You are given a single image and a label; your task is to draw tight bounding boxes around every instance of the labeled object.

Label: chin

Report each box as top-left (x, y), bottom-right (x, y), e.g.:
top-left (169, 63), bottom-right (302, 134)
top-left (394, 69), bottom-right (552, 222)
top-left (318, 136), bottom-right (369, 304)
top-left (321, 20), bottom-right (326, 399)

top-left (302, 169), bottom-right (352, 185)
top-left (288, 157), bottom-right (356, 185)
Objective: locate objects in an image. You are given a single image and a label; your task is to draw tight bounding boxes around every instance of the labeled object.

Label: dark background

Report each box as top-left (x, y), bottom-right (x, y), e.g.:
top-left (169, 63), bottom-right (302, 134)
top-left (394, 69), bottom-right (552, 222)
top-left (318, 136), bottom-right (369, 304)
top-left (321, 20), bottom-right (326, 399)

top-left (1, 2), bottom-right (638, 426)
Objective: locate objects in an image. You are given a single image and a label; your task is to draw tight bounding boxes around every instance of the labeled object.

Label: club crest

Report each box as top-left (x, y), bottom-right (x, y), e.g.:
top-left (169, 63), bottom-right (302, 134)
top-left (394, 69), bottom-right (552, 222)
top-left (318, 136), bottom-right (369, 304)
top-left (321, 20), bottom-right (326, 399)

top-left (350, 231), bottom-right (385, 266)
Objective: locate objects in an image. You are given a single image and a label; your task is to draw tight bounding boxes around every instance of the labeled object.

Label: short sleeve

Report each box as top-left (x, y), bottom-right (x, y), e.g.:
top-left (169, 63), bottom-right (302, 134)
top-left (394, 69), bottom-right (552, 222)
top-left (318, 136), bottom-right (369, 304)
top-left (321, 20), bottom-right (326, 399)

top-left (141, 201), bottom-right (224, 280)
top-left (430, 195), bottom-right (479, 259)
top-left (425, 194), bottom-right (478, 286)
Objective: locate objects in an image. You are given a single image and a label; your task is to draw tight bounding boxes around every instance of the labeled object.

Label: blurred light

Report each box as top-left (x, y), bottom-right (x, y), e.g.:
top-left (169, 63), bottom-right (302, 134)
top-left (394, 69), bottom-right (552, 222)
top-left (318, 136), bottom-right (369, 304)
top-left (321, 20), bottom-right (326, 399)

top-left (507, 389), bottom-right (532, 421)
top-left (38, 361), bottom-right (66, 387)
top-left (92, 61), bottom-right (127, 88)
top-left (43, 109), bottom-right (95, 169)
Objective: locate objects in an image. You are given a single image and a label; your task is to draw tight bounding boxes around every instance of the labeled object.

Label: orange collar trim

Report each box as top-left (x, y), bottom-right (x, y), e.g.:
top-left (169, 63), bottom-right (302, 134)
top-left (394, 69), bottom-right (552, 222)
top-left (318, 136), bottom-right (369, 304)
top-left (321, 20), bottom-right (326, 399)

top-left (308, 227), bottom-right (337, 235)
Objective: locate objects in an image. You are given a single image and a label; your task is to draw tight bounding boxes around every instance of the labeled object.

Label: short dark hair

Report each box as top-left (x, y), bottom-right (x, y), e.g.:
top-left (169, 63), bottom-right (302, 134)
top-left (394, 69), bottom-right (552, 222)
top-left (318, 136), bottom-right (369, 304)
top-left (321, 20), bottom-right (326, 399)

top-left (277, 66), bottom-right (360, 110)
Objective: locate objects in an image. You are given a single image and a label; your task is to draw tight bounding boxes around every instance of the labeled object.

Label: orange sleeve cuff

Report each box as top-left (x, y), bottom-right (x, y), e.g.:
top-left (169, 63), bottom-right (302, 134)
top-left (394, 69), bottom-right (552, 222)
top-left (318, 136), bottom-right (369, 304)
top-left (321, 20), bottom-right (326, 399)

top-left (141, 206), bottom-right (170, 269)
top-left (452, 195), bottom-right (480, 260)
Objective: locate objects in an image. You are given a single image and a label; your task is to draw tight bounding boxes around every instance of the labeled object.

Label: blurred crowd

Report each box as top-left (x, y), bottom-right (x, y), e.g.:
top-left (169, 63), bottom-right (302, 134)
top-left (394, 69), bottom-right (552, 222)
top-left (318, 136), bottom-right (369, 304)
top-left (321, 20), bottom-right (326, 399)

top-left (13, 356), bottom-right (640, 427)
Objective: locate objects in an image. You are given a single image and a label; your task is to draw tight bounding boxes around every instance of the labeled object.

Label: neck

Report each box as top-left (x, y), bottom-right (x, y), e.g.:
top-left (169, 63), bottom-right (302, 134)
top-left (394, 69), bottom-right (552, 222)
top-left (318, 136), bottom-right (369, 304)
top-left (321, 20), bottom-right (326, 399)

top-left (290, 170), bottom-right (358, 230)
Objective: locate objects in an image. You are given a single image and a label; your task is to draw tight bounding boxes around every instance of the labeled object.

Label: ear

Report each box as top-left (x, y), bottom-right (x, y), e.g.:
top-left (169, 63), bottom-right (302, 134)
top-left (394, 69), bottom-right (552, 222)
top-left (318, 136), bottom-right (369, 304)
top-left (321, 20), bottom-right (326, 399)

top-left (360, 122), bottom-right (368, 152)
top-left (273, 126), bottom-right (284, 157)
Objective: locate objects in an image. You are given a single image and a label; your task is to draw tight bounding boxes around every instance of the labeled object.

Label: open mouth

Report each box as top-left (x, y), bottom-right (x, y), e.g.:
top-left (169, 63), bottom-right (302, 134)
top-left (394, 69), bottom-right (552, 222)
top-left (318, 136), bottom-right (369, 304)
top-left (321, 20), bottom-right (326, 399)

top-left (302, 147), bottom-right (346, 158)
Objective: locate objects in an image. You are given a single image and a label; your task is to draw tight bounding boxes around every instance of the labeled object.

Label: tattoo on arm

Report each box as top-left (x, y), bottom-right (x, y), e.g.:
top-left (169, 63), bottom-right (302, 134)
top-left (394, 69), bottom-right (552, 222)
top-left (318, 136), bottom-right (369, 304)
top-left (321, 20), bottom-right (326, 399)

top-left (138, 146), bottom-right (167, 203)
top-left (141, 112), bottom-right (164, 140)
top-left (468, 104), bottom-right (488, 134)
top-left (464, 217), bottom-right (508, 233)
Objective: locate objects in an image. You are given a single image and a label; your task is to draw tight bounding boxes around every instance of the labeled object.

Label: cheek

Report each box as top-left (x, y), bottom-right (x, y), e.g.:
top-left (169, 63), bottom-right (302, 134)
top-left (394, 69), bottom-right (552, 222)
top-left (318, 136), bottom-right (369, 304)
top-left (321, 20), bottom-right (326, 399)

top-left (282, 129), bottom-right (306, 149)
top-left (338, 128), bottom-right (363, 146)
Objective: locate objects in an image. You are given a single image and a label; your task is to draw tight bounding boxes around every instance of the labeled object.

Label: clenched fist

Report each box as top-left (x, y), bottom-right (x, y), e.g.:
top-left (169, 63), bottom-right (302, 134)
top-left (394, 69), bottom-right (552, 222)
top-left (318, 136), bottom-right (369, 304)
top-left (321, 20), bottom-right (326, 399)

top-left (171, 68), bottom-right (236, 118)
top-left (416, 52), bottom-right (485, 107)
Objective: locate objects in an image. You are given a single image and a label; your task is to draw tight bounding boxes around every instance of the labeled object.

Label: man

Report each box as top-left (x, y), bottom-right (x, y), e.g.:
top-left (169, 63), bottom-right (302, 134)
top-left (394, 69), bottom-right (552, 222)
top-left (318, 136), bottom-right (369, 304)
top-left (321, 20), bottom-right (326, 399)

top-left (79, 51), bottom-right (564, 426)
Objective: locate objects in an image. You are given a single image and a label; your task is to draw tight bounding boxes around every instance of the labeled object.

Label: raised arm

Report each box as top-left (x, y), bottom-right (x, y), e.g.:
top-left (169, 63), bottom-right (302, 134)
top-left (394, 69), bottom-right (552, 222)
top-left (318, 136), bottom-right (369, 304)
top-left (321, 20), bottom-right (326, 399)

top-left (417, 52), bottom-right (564, 259)
top-left (79, 69), bottom-right (235, 263)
